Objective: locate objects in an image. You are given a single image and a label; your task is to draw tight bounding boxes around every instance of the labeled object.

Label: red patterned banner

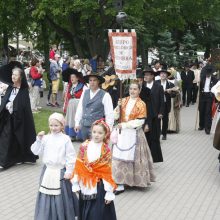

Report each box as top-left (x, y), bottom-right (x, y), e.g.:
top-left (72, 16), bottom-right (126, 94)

top-left (108, 30), bottom-right (137, 80)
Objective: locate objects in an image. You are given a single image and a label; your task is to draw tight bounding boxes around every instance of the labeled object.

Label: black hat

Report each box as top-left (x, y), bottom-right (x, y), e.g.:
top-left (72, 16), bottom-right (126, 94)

top-left (136, 68), bottom-right (143, 79)
top-left (0, 61), bottom-right (24, 85)
top-left (62, 68), bottom-right (83, 82)
top-left (143, 67), bottom-right (157, 75)
top-left (184, 62), bottom-right (190, 68)
top-left (157, 69), bottom-right (171, 76)
top-left (83, 72), bottom-right (105, 84)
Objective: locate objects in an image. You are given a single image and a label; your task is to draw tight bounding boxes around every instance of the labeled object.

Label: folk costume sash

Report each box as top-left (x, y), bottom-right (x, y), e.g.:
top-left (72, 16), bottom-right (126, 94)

top-left (73, 140), bottom-right (117, 190)
top-left (120, 96), bottom-right (147, 122)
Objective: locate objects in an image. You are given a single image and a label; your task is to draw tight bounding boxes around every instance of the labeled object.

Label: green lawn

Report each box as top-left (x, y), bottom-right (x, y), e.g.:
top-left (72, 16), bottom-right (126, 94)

top-left (33, 109), bottom-right (54, 133)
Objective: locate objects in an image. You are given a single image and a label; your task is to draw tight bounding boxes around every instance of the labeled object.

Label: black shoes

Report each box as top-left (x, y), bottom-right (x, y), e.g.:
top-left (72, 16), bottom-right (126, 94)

top-left (186, 104), bottom-right (189, 107)
top-left (198, 127), bottom-right (210, 134)
top-left (114, 190), bottom-right (125, 195)
top-left (162, 136), bottom-right (167, 140)
top-left (205, 129), bottom-right (210, 135)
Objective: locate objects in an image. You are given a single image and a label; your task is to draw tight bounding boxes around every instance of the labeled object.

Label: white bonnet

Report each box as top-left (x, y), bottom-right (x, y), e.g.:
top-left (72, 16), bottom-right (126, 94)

top-left (48, 112), bottom-right (65, 127)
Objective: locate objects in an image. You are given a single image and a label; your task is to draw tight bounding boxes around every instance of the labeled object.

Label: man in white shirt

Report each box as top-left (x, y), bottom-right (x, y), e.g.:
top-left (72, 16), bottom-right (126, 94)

top-left (191, 63), bottom-right (201, 104)
top-left (198, 67), bottom-right (218, 134)
top-left (75, 73), bottom-right (114, 140)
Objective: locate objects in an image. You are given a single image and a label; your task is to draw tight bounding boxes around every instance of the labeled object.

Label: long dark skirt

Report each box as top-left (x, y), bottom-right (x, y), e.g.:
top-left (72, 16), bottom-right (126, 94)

top-left (145, 117), bottom-right (163, 163)
top-left (35, 166), bottom-right (79, 220)
top-left (79, 181), bottom-right (117, 220)
top-left (0, 109), bottom-right (36, 168)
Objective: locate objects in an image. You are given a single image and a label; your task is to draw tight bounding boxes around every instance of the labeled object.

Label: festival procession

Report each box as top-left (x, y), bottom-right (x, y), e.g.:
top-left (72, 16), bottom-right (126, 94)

top-left (1, 1), bottom-right (220, 220)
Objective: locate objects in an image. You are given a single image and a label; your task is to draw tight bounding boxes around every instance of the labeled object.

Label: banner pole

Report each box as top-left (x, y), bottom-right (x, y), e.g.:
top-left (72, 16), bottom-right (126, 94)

top-left (119, 25), bottom-right (123, 134)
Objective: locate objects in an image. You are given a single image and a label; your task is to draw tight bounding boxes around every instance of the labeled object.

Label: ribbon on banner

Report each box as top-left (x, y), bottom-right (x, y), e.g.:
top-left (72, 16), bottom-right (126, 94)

top-left (108, 29), bottom-right (137, 80)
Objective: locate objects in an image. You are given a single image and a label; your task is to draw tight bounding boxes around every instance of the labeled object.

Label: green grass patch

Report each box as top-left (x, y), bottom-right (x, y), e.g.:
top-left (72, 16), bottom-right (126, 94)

top-left (33, 109), bottom-right (54, 133)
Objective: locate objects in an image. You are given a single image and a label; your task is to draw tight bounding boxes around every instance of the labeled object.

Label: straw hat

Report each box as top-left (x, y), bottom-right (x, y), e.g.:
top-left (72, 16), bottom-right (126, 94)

top-left (215, 84), bottom-right (220, 102)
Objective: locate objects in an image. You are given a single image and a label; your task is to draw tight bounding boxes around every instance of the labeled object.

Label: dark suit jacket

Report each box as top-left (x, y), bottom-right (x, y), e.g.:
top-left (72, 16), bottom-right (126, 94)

top-left (199, 76), bottom-right (218, 93)
top-left (156, 80), bottom-right (175, 113)
top-left (139, 85), bottom-right (151, 105)
top-left (144, 81), bottom-right (165, 128)
top-left (181, 70), bottom-right (195, 88)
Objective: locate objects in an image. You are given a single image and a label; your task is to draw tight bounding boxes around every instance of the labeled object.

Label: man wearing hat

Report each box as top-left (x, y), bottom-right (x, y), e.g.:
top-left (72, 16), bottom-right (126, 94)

top-left (143, 67), bottom-right (164, 163)
top-left (181, 63), bottom-right (195, 107)
top-left (75, 73), bottom-right (114, 140)
top-left (136, 68), bottom-right (151, 104)
top-left (152, 60), bottom-right (162, 81)
top-left (198, 67), bottom-right (218, 134)
top-left (156, 69), bottom-right (175, 140)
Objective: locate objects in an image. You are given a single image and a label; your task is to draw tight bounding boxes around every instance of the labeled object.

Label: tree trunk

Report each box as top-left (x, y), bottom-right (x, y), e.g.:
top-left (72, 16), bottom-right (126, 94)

top-left (3, 29), bottom-right (9, 62)
top-left (140, 39), bottom-right (148, 68)
top-left (68, 13), bottom-right (85, 57)
top-left (41, 20), bottom-right (50, 73)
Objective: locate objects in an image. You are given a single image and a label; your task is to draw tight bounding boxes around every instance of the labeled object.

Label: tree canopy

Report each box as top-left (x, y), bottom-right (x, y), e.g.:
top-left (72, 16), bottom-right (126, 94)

top-left (0, 0), bottom-right (220, 62)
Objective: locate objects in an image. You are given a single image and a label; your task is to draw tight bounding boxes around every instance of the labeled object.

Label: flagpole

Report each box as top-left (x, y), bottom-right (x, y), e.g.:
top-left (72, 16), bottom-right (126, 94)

top-left (115, 11), bottom-right (128, 133)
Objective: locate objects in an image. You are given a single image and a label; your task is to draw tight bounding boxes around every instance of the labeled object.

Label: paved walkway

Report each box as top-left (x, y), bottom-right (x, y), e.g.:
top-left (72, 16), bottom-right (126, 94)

top-left (0, 104), bottom-right (220, 220)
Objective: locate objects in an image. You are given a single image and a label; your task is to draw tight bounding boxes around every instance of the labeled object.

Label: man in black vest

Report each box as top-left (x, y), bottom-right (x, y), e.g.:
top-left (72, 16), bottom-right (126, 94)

top-left (181, 63), bottom-right (195, 107)
top-left (143, 68), bottom-right (164, 163)
top-left (198, 67), bottom-right (218, 134)
top-left (156, 69), bottom-right (175, 140)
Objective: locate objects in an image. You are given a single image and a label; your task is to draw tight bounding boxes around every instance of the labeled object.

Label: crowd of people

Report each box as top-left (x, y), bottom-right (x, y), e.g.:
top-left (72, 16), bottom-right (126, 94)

top-left (0, 45), bottom-right (220, 220)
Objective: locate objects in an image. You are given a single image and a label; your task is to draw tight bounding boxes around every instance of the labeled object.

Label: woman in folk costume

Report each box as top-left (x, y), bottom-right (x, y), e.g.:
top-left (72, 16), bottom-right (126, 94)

top-left (167, 68), bottom-right (182, 133)
top-left (71, 119), bottom-right (117, 220)
top-left (0, 62), bottom-right (38, 169)
top-left (63, 68), bottom-right (85, 140)
top-left (31, 112), bottom-right (79, 220)
top-left (112, 80), bottom-right (155, 194)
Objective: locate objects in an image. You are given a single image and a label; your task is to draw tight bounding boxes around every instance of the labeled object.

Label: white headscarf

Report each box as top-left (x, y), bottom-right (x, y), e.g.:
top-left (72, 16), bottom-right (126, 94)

top-left (48, 112), bottom-right (65, 127)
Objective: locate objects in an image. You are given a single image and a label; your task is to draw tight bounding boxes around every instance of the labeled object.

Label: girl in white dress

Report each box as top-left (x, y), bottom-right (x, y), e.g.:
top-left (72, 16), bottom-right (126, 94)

top-left (31, 112), bottom-right (78, 220)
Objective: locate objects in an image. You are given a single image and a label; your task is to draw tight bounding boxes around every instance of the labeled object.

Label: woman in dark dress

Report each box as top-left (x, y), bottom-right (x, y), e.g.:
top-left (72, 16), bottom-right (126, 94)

top-left (0, 62), bottom-right (38, 169)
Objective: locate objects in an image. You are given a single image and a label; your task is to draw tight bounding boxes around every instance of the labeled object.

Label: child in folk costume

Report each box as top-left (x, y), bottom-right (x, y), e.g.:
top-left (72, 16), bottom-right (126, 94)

top-left (71, 119), bottom-right (117, 220)
top-left (31, 112), bottom-right (78, 220)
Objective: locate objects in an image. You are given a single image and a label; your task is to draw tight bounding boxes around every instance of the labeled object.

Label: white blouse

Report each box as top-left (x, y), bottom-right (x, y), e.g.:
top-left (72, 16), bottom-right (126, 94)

top-left (31, 132), bottom-right (76, 174)
top-left (72, 140), bottom-right (115, 201)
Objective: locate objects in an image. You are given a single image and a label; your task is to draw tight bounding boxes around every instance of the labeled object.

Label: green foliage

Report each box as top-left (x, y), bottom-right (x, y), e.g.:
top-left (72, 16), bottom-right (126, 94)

top-left (1, 0), bottom-right (220, 61)
top-left (33, 109), bottom-right (54, 133)
top-left (178, 30), bottom-right (197, 64)
top-left (157, 31), bottom-right (177, 66)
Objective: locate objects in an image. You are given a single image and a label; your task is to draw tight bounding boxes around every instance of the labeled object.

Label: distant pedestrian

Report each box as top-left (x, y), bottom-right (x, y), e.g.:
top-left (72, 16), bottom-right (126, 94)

top-left (181, 63), bottom-right (195, 107)
top-left (49, 54), bottom-right (61, 107)
top-left (29, 58), bottom-right (43, 113)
